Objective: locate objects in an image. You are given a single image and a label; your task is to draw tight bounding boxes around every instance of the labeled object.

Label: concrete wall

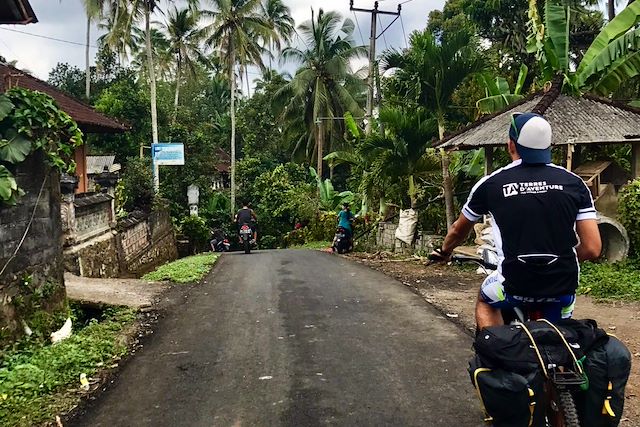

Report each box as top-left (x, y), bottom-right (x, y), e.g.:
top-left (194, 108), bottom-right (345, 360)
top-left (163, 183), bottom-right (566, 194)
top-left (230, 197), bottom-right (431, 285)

top-left (0, 153), bottom-right (66, 341)
top-left (376, 222), bottom-right (442, 254)
top-left (64, 209), bottom-right (177, 278)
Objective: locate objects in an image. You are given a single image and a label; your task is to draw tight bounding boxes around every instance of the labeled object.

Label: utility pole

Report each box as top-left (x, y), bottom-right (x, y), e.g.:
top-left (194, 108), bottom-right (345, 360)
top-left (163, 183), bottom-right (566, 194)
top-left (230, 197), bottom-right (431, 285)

top-left (316, 119), bottom-right (325, 178)
top-left (350, 0), bottom-right (401, 135)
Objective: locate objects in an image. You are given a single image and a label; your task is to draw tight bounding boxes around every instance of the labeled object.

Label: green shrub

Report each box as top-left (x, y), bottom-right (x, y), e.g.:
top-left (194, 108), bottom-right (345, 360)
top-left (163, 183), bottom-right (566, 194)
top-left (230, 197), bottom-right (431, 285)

top-left (180, 215), bottom-right (210, 253)
top-left (578, 261), bottom-right (640, 300)
top-left (121, 157), bottom-right (154, 212)
top-left (618, 179), bottom-right (640, 257)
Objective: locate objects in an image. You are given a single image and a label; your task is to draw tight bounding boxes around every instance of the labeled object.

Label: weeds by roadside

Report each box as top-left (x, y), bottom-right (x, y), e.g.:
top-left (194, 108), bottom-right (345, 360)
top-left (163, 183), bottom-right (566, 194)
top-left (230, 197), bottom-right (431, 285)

top-left (0, 306), bottom-right (136, 426)
top-left (578, 261), bottom-right (640, 300)
top-left (290, 241), bottom-right (332, 250)
top-left (142, 253), bottom-right (219, 283)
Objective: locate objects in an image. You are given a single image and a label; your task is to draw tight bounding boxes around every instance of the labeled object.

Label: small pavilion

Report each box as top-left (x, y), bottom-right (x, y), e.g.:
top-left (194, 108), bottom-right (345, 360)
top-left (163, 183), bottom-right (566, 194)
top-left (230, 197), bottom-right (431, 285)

top-left (435, 84), bottom-right (640, 261)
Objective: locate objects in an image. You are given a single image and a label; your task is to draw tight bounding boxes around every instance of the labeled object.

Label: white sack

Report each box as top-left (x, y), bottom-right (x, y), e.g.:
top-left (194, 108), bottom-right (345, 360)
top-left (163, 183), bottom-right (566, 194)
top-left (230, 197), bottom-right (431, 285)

top-left (395, 209), bottom-right (418, 245)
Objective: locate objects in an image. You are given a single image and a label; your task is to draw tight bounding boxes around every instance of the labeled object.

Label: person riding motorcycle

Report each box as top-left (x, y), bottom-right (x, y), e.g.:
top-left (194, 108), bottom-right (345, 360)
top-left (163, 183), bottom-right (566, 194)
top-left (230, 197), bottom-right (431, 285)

top-left (235, 201), bottom-right (258, 244)
top-left (431, 112), bottom-right (601, 330)
top-left (337, 203), bottom-right (354, 238)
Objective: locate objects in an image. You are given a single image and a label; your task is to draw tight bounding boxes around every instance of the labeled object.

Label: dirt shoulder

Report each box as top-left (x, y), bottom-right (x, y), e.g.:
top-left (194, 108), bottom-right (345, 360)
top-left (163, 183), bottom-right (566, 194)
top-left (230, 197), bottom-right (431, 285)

top-left (348, 252), bottom-right (640, 426)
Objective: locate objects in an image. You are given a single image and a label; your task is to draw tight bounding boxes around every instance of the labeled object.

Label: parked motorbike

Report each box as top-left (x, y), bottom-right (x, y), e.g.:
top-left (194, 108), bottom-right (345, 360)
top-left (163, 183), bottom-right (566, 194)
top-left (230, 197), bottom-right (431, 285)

top-left (332, 226), bottom-right (353, 254)
top-left (210, 231), bottom-right (231, 253)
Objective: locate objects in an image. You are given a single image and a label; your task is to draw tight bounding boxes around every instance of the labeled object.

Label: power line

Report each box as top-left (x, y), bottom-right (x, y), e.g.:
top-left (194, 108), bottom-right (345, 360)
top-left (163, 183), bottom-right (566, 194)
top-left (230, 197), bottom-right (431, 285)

top-left (400, 14), bottom-right (408, 49)
top-left (353, 11), bottom-right (366, 47)
top-left (0, 27), bottom-right (99, 49)
top-left (378, 15), bottom-right (389, 50)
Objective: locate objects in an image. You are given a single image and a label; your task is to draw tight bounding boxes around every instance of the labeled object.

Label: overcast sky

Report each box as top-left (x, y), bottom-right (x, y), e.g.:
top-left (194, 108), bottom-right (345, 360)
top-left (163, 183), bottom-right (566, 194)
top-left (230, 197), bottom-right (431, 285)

top-left (0, 0), bottom-right (445, 82)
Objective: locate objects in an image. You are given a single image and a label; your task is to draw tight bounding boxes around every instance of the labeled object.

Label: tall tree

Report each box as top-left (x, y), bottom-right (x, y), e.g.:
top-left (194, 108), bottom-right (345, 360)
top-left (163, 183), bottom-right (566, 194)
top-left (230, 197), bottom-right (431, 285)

top-left (277, 9), bottom-right (366, 176)
top-left (203, 0), bottom-right (272, 214)
top-left (163, 6), bottom-right (207, 122)
top-left (80, 0), bottom-right (107, 100)
top-left (101, 0), bottom-right (165, 151)
top-left (261, 0), bottom-right (295, 69)
top-left (383, 29), bottom-right (485, 225)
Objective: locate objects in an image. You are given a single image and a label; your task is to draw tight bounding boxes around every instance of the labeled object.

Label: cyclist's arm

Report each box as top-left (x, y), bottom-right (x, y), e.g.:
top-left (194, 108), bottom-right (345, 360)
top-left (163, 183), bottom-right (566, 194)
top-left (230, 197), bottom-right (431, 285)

top-left (575, 219), bottom-right (601, 261)
top-left (251, 209), bottom-right (258, 221)
top-left (440, 214), bottom-right (476, 257)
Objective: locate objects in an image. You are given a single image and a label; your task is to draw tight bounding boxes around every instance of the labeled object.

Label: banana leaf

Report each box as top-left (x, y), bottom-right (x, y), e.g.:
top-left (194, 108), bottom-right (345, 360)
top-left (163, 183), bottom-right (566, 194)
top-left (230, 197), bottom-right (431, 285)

top-left (476, 94), bottom-right (525, 115)
top-left (590, 50), bottom-right (640, 96)
top-left (577, 27), bottom-right (640, 90)
top-left (544, 1), bottom-right (570, 72)
top-left (576, 1), bottom-right (640, 77)
top-left (514, 64), bottom-right (529, 95)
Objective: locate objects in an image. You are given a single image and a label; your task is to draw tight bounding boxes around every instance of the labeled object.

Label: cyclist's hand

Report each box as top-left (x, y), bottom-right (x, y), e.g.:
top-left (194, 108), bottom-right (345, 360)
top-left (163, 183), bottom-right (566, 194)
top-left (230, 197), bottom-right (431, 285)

top-left (428, 248), bottom-right (451, 263)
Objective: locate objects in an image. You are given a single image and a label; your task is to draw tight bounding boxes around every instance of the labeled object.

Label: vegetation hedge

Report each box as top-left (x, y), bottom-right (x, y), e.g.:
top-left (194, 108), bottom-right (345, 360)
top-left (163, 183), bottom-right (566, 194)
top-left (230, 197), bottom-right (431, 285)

top-left (618, 179), bottom-right (640, 258)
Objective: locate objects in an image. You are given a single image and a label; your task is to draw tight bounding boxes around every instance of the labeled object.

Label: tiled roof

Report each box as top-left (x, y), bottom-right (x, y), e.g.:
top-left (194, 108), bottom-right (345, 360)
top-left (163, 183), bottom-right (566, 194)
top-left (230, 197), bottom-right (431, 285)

top-left (215, 148), bottom-right (230, 173)
top-left (0, 63), bottom-right (129, 134)
top-left (436, 93), bottom-right (640, 151)
top-left (0, 0), bottom-right (37, 24)
top-left (87, 155), bottom-right (117, 174)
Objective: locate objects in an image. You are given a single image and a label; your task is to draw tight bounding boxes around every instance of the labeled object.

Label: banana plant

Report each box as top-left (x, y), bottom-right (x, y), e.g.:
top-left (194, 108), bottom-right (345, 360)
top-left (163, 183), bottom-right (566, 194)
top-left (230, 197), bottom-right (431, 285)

top-left (476, 64), bottom-right (529, 114)
top-left (528, 0), bottom-right (640, 96)
top-left (309, 167), bottom-right (355, 212)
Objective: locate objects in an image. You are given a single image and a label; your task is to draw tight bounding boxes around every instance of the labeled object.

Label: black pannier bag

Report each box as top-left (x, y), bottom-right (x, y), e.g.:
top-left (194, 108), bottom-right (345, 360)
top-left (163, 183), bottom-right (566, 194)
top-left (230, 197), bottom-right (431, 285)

top-left (473, 321), bottom-right (585, 374)
top-left (469, 355), bottom-right (545, 427)
top-left (575, 335), bottom-right (632, 427)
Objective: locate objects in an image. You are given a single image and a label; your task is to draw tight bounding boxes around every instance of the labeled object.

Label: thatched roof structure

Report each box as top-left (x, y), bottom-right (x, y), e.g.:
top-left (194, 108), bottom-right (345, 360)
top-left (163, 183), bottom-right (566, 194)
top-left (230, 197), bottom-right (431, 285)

top-left (436, 91), bottom-right (640, 151)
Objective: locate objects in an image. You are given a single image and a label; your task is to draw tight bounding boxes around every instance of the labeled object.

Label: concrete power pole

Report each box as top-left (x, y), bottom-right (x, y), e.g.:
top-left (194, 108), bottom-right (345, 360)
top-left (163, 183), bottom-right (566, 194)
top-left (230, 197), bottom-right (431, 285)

top-left (350, 1), bottom-right (401, 135)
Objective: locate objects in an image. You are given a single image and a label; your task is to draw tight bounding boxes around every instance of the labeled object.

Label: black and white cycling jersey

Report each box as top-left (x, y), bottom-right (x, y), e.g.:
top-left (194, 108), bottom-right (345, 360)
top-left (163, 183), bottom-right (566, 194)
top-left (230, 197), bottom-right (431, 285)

top-left (462, 159), bottom-right (597, 298)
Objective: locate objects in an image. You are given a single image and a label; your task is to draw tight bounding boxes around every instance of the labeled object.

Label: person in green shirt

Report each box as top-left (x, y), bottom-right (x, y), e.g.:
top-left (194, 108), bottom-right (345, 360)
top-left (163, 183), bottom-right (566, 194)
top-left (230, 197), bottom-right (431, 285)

top-left (337, 203), bottom-right (354, 237)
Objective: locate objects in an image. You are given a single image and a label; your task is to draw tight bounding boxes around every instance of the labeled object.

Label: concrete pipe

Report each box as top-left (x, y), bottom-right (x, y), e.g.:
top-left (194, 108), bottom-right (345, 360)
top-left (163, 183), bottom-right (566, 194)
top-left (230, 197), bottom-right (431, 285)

top-left (596, 215), bottom-right (630, 263)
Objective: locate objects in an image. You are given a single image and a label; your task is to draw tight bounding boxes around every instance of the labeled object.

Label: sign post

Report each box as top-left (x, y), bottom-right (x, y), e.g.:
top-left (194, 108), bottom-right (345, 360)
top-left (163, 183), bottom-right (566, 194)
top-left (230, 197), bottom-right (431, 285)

top-left (151, 143), bottom-right (185, 192)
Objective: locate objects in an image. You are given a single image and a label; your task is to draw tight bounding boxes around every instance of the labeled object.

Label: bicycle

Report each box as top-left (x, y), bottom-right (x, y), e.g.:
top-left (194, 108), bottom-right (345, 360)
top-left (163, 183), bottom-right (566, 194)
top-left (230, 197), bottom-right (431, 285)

top-left (437, 252), bottom-right (586, 427)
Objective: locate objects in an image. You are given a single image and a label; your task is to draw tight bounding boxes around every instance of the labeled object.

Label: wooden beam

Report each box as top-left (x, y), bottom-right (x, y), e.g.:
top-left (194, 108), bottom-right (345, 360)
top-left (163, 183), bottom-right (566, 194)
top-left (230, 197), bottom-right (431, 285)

top-left (632, 143), bottom-right (640, 180)
top-left (484, 146), bottom-right (494, 175)
top-left (566, 144), bottom-right (574, 172)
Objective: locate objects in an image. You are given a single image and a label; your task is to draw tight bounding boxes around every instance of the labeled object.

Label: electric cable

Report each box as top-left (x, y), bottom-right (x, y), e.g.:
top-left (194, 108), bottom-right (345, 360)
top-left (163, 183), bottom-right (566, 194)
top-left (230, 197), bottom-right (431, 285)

top-left (0, 27), bottom-right (99, 49)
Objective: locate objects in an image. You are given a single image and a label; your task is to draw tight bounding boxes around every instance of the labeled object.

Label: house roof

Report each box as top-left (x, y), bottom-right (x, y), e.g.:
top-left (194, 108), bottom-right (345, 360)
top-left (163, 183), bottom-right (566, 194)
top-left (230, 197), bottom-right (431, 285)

top-left (436, 92), bottom-right (640, 151)
top-left (0, 0), bottom-right (37, 24)
top-left (87, 155), bottom-right (121, 174)
top-left (215, 148), bottom-right (230, 173)
top-left (0, 63), bottom-right (129, 134)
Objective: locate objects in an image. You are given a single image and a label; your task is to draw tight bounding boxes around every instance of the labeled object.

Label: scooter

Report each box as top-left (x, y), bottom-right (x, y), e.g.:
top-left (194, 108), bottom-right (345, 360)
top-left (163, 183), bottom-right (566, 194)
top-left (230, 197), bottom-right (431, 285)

top-left (239, 223), bottom-right (254, 254)
top-left (332, 226), bottom-right (353, 254)
top-left (210, 232), bottom-right (231, 253)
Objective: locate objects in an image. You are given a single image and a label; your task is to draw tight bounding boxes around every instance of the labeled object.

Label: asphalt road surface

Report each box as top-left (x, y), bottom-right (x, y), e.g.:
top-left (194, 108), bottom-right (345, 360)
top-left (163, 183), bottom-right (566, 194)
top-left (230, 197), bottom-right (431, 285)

top-left (72, 250), bottom-right (483, 427)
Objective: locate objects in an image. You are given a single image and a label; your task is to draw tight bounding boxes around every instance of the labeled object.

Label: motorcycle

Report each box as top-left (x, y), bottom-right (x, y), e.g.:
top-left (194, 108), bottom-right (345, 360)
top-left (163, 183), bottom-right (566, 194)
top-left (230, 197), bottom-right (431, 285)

top-left (332, 226), bottom-right (353, 254)
top-left (239, 223), bottom-right (254, 254)
top-left (210, 231), bottom-right (231, 253)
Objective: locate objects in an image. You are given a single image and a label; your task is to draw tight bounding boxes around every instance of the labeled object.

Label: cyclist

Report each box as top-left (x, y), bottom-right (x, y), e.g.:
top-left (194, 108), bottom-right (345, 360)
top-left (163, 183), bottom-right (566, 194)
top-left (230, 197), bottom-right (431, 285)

top-left (432, 112), bottom-right (601, 330)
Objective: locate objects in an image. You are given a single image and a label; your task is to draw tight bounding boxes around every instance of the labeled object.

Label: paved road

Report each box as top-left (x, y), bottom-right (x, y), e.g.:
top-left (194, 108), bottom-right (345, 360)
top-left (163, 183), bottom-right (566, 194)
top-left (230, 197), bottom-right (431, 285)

top-left (72, 250), bottom-right (482, 427)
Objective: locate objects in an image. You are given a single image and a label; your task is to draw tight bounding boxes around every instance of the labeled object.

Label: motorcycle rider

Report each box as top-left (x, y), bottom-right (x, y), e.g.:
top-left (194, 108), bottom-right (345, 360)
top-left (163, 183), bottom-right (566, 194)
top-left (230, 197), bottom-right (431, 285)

top-left (432, 112), bottom-right (601, 330)
top-left (337, 203), bottom-right (354, 238)
top-left (235, 201), bottom-right (258, 243)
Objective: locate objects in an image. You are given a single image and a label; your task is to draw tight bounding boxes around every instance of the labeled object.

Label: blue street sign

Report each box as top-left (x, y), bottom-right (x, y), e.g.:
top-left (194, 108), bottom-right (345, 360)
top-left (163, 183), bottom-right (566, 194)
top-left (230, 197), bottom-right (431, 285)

top-left (152, 143), bottom-right (185, 166)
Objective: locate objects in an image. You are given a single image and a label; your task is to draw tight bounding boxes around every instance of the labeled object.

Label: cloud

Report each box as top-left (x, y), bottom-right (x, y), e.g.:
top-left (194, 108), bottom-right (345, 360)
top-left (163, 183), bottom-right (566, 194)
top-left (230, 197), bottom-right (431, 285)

top-left (0, 0), bottom-right (445, 82)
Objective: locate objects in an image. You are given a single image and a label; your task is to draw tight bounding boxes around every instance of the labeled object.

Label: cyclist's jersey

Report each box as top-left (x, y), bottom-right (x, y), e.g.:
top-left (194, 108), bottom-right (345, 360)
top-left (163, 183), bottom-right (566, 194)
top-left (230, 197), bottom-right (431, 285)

top-left (236, 208), bottom-right (254, 225)
top-left (462, 159), bottom-right (596, 298)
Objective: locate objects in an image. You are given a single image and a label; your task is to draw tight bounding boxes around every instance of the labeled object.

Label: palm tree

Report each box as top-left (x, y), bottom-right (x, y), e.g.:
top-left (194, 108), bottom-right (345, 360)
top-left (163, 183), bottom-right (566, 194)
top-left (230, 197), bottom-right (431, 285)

top-left (163, 6), bottom-right (207, 122)
top-left (261, 0), bottom-right (294, 70)
top-left (101, 0), bottom-right (166, 149)
top-left (278, 9), bottom-right (366, 177)
top-left (80, 0), bottom-right (107, 100)
top-left (382, 29), bottom-right (485, 226)
top-left (203, 0), bottom-right (273, 214)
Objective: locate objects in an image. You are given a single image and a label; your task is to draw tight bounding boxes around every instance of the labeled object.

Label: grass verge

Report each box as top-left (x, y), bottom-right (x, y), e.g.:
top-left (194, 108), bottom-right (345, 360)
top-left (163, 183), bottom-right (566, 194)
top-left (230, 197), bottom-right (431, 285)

top-left (0, 306), bottom-right (137, 426)
top-left (291, 241), bottom-right (332, 250)
top-left (142, 253), bottom-right (219, 283)
top-left (578, 261), bottom-right (640, 300)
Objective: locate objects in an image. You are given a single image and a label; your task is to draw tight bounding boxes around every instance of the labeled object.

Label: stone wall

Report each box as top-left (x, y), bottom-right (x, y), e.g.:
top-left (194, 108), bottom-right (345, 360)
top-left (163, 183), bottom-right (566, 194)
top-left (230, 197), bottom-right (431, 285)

top-left (376, 221), bottom-right (442, 254)
top-left (0, 153), bottom-right (66, 342)
top-left (64, 209), bottom-right (177, 278)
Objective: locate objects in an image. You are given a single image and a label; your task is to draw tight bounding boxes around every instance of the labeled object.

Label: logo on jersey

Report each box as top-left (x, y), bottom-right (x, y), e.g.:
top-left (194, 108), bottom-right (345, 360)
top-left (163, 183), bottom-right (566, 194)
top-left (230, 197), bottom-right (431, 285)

top-left (503, 181), bottom-right (564, 198)
top-left (503, 183), bottom-right (519, 197)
